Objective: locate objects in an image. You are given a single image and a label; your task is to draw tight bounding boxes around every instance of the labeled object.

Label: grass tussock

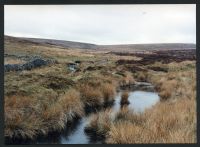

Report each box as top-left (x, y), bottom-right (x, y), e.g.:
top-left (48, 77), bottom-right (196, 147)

top-left (100, 83), bottom-right (116, 103)
top-left (78, 84), bottom-right (104, 107)
top-left (85, 109), bottom-right (114, 136)
top-left (84, 61), bottom-right (196, 143)
top-left (5, 36), bottom-right (196, 143)
top-left (5, 88), bottom-right (84, 140)
top-left (58, 89), bottom-right (84, 118)
top-left (4, 95), bottom-right (42, 139)
top-left (120, 72), bottom-right (135, 86)
top-left (106, 61), bottom-right (196, 143)
top-left (120, 92), bottom-right (129, 105)
top-left (149, 61), bottom-right (195, 101)
top-left (42, 88), bottom-right (84, 131)
top-left (114, 107), bottom-right (144, 125)
top-left (134, 71), bottom-right (148, 82)
top-left (5, 57), bottom-right (26, 64)
top-left (106, 121), bottom-right (149, 143)
top-left (85, 107), bottom-right (145, 140)
top-left (77, 76), bottom-right (117, 107)
top-left (157, 79), bottom-right (178, 100)
top-left (106, 97), bottom-right (196, 143)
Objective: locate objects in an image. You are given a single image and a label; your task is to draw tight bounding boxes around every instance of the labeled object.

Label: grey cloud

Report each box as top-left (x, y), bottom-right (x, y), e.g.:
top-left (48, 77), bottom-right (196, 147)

top-left (5, 4), bottom-right (196, 44)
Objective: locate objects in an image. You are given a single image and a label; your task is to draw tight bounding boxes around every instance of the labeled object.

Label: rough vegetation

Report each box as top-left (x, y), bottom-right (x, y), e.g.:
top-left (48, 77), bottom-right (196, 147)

top-left (5, 88), bottom-right (84, 140)
top-left (120, 91), bottom-right (129, 105)
top-left (86, 61), bottom-right (196, 143)
top-left (4, 36), bottom-right (196, 143)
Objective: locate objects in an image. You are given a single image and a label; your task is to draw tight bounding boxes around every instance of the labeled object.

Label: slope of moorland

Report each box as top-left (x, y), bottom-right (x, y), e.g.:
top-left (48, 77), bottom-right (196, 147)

top-left (5, 35), bottom-right (196, 52)
top-left (4, 35), bottom-right (196, 143)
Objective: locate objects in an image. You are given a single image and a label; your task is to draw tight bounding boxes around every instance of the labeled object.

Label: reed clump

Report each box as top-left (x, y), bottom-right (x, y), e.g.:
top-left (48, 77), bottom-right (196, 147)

top-left (120, 91), bottom-right (129, 105)
top-left (84, 109), bottom-right (114, 136)
top-left (5, 88), bottom-right (84, 140)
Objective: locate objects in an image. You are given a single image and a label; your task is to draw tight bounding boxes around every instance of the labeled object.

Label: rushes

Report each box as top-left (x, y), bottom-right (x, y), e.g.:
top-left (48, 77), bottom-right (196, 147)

top-left (158, 79), bottom-right (178, 100)
top-left (120, 72), bottom-right (135, 86)
top-left (105, 62), bottom-right (196, 143)
top-left (120, 91), bottom-right (129, 105)
top-left (106, 97), bottom-right (196, 143)
top-left (58, 88), bottom-right (84, 118)
top-left (5, 89), bottom-right (84, 140)
top-left (85, 61), bottom-right (196, 143)
top-left (42, 89), bottom-right (84, 132)
top-left (79, 84), bottom-right (104, 107)
top-left (106, 121), bottom-right (149, 144)
top-left (4, 95), bottom-right (43, 139)
top-left (4, 54), bottom-right (196, 143)
top-left (78, 82), bottom-right (116, 107)
top-left (100, 83), bottom-right (116, 103)
top-left (134, 71), bottom-right (148, 82)
top-left (5, 70), bottom-right (117, 141)
top-left (84, 109), bottom-right (114, 136)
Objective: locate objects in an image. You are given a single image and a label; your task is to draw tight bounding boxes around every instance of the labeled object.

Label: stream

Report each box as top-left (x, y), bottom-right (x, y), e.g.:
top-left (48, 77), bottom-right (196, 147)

top-left (6, 83), bottom-right (160, 144)
top-left (37, 90), bottom-right (160, 144)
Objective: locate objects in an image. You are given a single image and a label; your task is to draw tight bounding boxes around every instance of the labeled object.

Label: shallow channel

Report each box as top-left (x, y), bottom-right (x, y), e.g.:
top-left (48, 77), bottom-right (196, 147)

top-left (6, 86), bottom-right (160, 144)
top-left (36, 90), bottom-right (160, 144)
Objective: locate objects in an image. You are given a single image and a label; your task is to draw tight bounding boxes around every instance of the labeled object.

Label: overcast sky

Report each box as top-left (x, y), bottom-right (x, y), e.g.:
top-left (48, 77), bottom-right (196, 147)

top-left (5, 4), bottom-right (196, 45)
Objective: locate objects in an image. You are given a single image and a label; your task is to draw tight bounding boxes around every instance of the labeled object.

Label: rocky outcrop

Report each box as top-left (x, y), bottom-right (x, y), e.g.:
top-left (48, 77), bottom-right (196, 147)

top-left (5, 58), bottom-right (56, 72)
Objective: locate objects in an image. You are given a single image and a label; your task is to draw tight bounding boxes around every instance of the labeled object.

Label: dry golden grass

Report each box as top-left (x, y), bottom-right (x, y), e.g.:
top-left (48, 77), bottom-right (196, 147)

top-left (85, 107), bottom-right (145, 141)
top-left (4, 95), bottom-right (42, 139)
top-left (5, 58), bottom-right (26, 64)
top-left (106, 97), bottom-right (196, 143)
top-left (100, 83), bottom-right (116, 103)
top-left (58, 88), bottom-right (84, 119)
top-left (106, 61), bottom-right (196, 143)
top-left (157, 79), bottom-right (178, 100)
top-left (106, 121), bottom-right (149, 144)
top-left (84, 61), bottom-right (196, 143)
top-left (110, 55), bottom-right (141, 61)
top-left (77, 74), bottom-right (117, 106)
top-left (78, 84), bottom-right (104, 107)
top-left (136, 71), bottom-right (149, 82)
top-left (149, 61), bottom-right (196, 101)
top-left (4, 88), bottom-right (84, 139)
top-left (114, 107), bottom-right (144, 124)
top-left (120, 72), bottom-right (135, 86)
top-left (85, 109), bottom-right (114, 136)
top-left (120, 91), bottom-right (129, 105)
top-left (5, 37), bottom-right (196, 143)
top-left (42, 89), bottom-right (84, 131)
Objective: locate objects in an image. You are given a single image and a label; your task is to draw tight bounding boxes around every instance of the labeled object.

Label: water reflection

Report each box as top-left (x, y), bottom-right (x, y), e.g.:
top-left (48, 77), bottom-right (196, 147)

top-left (7, 89), bottom-right (160, 144)
top-left (113, 91), bottom-right (160, 113)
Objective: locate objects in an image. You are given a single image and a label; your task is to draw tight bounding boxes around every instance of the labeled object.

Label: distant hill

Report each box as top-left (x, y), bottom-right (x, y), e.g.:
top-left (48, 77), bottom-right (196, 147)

top-left (100, 43), bottom-right (196, 52)
top-left (4, 35), bottom-right (98, 50)
top-left (5, 35), bottom-right (196, 51)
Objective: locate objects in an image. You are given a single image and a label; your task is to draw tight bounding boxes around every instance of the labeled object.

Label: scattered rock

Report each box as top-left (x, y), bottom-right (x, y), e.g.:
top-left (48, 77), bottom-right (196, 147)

top-left (4, 64), bottom-right (22, 72)
top-left (4, 58), bottom-right (56, 72)
top-left (67, 63), bottom-right (78, 72)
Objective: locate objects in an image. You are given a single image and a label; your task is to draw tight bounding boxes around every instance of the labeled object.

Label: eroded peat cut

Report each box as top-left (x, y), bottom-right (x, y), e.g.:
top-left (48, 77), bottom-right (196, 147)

top-left (4, 36), bottom-right (196, 144)
top-left (115, 49), bottom-right (196, 65)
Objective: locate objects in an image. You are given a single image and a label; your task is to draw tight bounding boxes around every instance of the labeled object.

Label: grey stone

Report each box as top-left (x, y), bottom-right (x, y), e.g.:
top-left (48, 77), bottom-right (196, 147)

top-left (4, 58), bottom-right (56, 72)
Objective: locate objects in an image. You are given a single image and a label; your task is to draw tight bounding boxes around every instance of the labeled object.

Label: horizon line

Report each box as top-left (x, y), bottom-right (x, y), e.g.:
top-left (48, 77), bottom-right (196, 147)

top-left (4, 34), bottom-right (196, 46)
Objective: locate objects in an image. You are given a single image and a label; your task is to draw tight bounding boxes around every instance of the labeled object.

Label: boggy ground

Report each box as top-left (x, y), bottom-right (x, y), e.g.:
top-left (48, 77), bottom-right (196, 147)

top-left (4, 38), bottom-right (196, 143)
top-left (85, 61), bottom-right (196, 143)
